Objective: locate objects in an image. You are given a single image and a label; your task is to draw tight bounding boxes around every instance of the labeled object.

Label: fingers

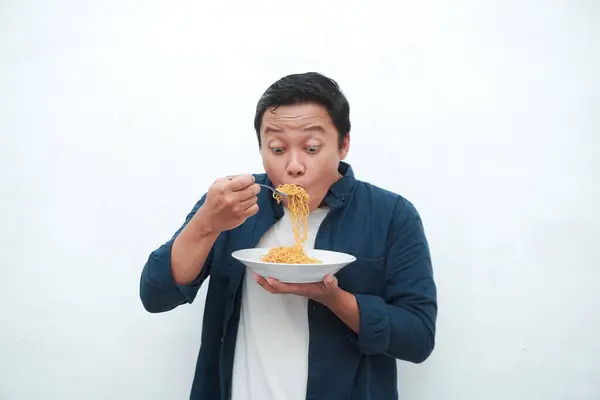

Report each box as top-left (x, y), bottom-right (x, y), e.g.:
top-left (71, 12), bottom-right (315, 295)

top-left (237, 195), bottom-right (258, 211)
top-left (253, 273), bottom-right (308, 295)
top-left (323, 273), bottom-right (337, 288)
top-left (226, 174), bottom-right (255, 191)
top-left (253, 273), bottom-right (282, 294)
top-left (253, 273), bottom-right (339, 303)
top-left (233, 185), bottom-right (260, 218)
top-left (253, 274), bottom-right (294, 294)
top-left (265, 277), bottom-right (289, 292)
top-left (214, 175), bottom-right (259, 207)
top-left (240, 203), bottom-right (259, 218)
top-left (234, 183), bottom-right (261, 202)
top-left (221, 175), bottom-right (259, 202)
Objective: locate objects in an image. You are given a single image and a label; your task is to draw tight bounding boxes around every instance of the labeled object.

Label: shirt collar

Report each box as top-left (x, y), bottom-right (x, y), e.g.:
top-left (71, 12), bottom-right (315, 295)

top-left (324, 161), bottom-right (355, 210)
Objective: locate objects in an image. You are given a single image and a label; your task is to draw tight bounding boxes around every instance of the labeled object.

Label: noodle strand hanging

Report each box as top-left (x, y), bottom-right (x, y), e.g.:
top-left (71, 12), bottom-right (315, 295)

top-left (260, 184), bottom-right (321, 264)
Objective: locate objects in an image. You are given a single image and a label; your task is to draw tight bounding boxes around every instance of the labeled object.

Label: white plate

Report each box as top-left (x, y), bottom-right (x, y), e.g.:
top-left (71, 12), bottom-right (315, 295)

top-left (231, 248), bottom-right (357, 283)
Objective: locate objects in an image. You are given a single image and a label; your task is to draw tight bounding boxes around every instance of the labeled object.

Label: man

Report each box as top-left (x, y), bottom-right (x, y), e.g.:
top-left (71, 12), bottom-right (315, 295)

top-left (140, 72), bottom-right (437, 400)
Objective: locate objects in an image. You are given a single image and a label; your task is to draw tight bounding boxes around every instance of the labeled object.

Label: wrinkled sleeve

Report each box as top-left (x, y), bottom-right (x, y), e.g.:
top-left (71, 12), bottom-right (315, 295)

top-left (139, 194), bottom-right (213, 313)
top-left (350, 198), bottom-right (437, 363)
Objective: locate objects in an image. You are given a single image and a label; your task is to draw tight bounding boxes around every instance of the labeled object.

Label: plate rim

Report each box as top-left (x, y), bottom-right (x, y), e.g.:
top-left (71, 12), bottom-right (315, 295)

top-left (231, 247), bottom-right (357, 267)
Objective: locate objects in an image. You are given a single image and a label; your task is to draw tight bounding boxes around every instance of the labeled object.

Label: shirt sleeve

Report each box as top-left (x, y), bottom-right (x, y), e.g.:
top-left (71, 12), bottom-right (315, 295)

top-left (349, 198), bottom-right (437, 363)
top-left (139, 194), bottom-right (214, 313)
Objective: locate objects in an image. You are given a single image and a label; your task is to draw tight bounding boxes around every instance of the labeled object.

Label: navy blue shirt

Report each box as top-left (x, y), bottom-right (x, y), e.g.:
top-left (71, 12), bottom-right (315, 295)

top-left (140, 162), bottom-right (437, 400)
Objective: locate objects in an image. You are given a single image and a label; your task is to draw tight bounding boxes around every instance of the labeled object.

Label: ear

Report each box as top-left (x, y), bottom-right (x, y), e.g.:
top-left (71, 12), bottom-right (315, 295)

top-left (339, 133), bottom-right (350, 160)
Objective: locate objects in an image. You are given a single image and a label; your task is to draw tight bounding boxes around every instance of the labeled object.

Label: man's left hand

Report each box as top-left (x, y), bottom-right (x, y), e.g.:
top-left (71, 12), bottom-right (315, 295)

top-left (252, 272), bottom-right (340, 306)
top-left (253, 272), bottom-right (361, 333)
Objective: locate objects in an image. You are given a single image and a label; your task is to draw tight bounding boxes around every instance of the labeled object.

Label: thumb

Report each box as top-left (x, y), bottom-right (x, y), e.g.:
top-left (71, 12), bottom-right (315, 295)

top-left (324, 274), bottom-right (336, 287)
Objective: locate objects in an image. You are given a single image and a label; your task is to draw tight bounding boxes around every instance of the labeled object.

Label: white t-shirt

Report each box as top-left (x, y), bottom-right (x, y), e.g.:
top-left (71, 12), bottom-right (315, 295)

top-left (230, 206), bottom-right (330, 400)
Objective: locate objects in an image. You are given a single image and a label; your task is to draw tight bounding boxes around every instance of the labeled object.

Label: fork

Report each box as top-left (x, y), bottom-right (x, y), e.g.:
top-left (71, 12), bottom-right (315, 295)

top-left (226, 175), bottom-right (288, 197)
top-left (257, 183), bottom-right (288, 197)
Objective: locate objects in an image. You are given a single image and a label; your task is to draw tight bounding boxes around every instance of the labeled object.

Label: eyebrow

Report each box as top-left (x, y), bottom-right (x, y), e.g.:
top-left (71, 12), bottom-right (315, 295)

top-left (263, 126), bottom-right (282, 134)
top-left (263, 125), bottom-right (326, 135)
top-left (303, 125), bottom-right (326, 134)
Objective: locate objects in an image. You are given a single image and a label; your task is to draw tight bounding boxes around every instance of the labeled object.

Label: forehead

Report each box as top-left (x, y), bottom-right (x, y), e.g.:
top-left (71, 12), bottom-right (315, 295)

top-left (260, 103), bottom-right (335, 132)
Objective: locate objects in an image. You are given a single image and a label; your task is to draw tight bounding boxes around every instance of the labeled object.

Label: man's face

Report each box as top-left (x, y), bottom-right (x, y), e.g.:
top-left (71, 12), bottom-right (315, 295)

top-left (259, 103), bottom-right (350, 211)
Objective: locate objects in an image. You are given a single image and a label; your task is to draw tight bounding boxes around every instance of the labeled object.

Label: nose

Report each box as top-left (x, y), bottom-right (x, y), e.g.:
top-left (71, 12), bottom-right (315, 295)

top-left (286, 151), bottom-right (305, 178)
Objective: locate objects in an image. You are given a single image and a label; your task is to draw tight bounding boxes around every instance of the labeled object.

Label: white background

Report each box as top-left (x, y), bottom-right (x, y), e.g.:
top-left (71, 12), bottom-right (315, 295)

top-left (1, 1), bottom-right (599, 399)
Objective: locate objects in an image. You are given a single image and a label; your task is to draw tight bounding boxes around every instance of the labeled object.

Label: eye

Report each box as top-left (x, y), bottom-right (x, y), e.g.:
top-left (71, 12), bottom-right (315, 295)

top-left (305, 145), bottom-right (320, 154)
top-left (270, 147), bottom-right (285, 154)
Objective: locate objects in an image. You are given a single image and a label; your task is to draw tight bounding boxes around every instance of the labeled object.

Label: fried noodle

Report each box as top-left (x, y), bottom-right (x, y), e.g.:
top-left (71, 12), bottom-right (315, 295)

top-left (260, 184), bottom-right (321, 264)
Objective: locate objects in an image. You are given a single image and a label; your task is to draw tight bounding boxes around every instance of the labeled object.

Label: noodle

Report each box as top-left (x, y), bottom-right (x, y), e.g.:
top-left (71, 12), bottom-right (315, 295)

top-left (260, 184), bottom-right (321, 264)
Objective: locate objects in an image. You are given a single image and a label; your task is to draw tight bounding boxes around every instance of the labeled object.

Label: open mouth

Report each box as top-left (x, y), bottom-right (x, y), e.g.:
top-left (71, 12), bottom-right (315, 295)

top-left (279, 182), bottom-right (305, 190)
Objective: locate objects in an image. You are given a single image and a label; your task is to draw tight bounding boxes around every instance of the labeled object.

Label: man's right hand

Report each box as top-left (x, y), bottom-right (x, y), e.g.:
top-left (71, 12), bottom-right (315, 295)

top-left (170, 174), bottom-right (260, 285)
top-left (195, 174), bottom-right (261, 235)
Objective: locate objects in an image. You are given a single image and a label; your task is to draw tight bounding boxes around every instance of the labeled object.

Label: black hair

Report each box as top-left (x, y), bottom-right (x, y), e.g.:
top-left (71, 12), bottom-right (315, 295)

top-left (254, 72), bottom-right (351, 149)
